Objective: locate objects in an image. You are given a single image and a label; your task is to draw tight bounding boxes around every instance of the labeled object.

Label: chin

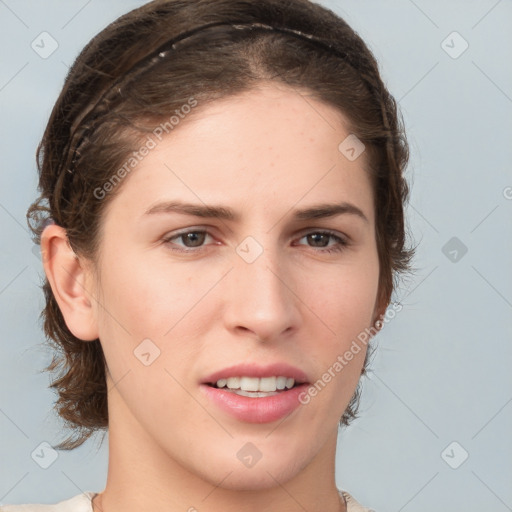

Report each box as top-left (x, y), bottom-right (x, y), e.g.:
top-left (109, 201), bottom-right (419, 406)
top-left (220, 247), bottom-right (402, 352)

top-left (188, 437), bottom-right (315, 491)
top-left (202, 459), bottom-right (306, 491)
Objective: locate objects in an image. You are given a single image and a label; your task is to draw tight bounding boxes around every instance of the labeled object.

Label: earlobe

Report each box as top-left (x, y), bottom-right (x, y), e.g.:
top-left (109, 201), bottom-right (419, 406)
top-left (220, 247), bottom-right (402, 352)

top-left (372, 295), bottom-right (390, 332)
top-left (40, 224), bottom-right (99, 341)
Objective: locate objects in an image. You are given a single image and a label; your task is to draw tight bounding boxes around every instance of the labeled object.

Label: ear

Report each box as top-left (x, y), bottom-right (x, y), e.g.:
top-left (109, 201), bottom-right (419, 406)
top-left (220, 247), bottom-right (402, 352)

top-left (40, 224), bottom-right (99, 341)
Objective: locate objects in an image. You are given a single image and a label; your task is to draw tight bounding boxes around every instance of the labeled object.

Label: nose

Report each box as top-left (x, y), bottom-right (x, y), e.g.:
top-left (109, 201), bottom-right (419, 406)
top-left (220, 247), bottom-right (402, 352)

top-left (223, 241), bottom-right (301, 342)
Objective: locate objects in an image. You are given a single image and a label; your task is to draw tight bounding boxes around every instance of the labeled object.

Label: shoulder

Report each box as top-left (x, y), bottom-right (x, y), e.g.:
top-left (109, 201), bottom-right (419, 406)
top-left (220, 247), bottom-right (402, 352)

top-left (340, 490), bottom-right (376, 512)
top-left (1, 492), bottom-right (96, 512)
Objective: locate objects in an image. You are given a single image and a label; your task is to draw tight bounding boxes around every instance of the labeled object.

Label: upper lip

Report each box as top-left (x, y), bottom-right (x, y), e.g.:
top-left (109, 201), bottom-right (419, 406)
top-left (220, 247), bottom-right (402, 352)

top-left (202, 363), bottom-right (309, 385)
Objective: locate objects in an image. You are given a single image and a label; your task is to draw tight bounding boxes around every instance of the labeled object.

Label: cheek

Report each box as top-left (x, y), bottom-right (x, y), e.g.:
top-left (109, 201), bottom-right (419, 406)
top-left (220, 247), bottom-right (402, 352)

top-left (96, 251), bottom-right (209, 338)
top-left (300, 254), bottom-right (380, 339)
top-left (94, 251), bottom-right (224, 395)
top-left (294, 253), bottom-right (379, 406)
top-left (93, 258), bottom-right (204, 418)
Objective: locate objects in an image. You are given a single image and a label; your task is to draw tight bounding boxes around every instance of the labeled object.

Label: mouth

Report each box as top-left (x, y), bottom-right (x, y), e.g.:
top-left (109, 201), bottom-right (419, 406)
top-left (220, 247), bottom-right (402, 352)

top-left (200, 364), bottom-right (310, 423)
top-left (206, 376), bottom-right (306, 398)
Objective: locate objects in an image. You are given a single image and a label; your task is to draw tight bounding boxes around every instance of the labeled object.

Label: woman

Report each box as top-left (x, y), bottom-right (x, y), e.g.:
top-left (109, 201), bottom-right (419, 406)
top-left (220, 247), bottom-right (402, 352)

top-left (5, 0), bottom-right (413, 510)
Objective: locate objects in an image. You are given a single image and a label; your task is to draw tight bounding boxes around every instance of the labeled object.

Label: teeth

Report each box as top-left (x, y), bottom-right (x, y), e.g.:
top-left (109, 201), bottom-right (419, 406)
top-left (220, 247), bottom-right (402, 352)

top-left (226, 377), bottom-right (240, 389)
top-left (259, 376), bottom-right (276, 392)
top-left (276, 376), bottom-right (287, 390)
top-left (240, 376), bottom-right (259, 391)
top-left (215, 376), bottom-right (296, 392)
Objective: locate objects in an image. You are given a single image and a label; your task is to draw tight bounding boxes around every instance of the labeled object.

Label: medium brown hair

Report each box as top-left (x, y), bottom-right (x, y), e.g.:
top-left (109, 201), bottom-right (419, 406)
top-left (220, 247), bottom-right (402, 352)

top-left (27, 0), bottom-right (415, 450)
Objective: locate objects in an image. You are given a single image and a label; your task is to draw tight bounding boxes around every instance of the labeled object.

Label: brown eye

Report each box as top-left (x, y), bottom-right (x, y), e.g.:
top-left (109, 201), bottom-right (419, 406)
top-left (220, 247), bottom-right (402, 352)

top-left (307, 233), bottom-right (330, 247)
top-left (296, 231), bottom-right (348, 254)
top-left (163, 229), bottom-right (214, 252)
top-left (180, 231), bottom-right (206, 247)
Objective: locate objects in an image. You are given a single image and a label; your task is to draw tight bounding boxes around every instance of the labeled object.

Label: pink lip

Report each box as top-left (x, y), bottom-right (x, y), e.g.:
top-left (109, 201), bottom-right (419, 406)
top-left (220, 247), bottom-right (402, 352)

top-left (200, 363), bottom-right (310, 424)
top-left (201, 363), bottom-right (309, 384)
top-left (200, 383), bottom-right (309, 423)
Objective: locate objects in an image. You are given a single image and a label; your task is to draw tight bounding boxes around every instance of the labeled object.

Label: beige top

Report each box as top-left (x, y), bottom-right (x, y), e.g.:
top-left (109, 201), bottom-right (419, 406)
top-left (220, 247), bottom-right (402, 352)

top-left (1, 490), bottom-right (374, 512)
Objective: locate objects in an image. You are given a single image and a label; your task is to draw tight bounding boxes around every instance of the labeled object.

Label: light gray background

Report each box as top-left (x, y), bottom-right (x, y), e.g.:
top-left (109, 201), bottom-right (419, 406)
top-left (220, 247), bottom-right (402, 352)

top-left (1, 1), bottom-right (511, 511)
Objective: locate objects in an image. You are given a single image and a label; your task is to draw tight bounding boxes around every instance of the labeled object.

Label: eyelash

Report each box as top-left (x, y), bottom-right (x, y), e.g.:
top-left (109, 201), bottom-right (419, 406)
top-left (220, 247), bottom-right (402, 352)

top-left (162, 229), bottom-right (349, 254)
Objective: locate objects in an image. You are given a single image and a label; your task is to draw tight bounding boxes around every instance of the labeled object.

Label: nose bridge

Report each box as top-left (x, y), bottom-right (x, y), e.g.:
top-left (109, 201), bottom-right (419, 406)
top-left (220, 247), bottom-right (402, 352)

top-left (225, 235), bottom-right (299, 339)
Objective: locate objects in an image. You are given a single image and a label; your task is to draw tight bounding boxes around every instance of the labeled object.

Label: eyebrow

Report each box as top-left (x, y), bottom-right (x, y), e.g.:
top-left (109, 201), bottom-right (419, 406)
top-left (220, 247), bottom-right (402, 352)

top-left (143, 200), bottom-right (369, 224)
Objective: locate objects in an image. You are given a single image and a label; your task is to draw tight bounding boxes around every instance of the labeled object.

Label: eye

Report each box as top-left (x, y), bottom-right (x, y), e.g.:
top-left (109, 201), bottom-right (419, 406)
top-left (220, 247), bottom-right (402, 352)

top-left (163, 229), bottom-right (215, 252)
top-left (295, 231), bottom-right (348, 254)
top-left (162, 229), bottom-right (349, 254)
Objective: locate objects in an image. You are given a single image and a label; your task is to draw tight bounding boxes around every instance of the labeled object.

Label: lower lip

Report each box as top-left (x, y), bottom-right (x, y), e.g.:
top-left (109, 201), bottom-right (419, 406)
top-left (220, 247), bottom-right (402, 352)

top-left (200, 383), bottom-right (309, 423)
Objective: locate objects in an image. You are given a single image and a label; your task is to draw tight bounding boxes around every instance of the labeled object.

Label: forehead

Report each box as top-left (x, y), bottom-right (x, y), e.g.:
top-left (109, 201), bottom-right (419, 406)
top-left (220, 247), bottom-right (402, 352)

top-left (102, 83), bottom-right (374, 225)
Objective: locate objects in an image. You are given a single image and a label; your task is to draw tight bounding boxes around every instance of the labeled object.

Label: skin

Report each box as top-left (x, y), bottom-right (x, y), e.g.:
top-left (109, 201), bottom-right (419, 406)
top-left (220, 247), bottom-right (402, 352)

top-left (42, 82), bottom-right (386, 512)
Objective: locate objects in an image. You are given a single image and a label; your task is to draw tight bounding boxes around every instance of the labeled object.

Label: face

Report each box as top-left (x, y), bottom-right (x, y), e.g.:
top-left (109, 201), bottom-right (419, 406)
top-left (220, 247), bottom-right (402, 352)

top-left (87, 83), bottom-right (381, 489)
